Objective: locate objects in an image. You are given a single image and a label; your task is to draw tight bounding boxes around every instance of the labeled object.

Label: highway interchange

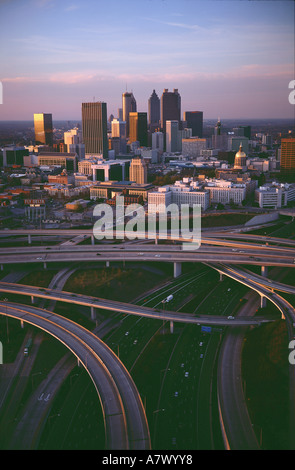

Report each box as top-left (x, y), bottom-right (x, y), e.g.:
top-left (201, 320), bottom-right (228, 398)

top-left (0, 227), bottom-right (295, 450)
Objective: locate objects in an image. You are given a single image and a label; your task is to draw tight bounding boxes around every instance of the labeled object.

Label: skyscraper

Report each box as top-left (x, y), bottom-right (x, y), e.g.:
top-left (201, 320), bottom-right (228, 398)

top-left (122, 91), bottom-right (137, 137)
top-left (161, 88), bottom-right (181, 134)
top-left (130, 157), bottom-right (147, 184)
top-left (183, 111), bottom-right (203, 138)
top-left (148, 90), bottom-right (160, 128)
top-left (111, 118), bottom-right (127, 154)
top-left (281, 138), bottom-right (295, 172)
top-left (166, 120), bottom-right (181, 153)
top-left (82, 102), bottom-right (108, 158)
top-left (34, 113), bottom-right (53, 147)
top-left (129, 112), bottom-right (148, 147)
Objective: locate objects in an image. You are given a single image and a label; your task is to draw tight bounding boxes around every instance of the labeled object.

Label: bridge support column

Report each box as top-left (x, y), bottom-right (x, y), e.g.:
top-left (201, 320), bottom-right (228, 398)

top-left (0, 264), bottom-right (3, 271)
top-left (28, 234), bottom-right (32, 244)
top-left (90, 306), bottom-right (96, 320)
top-left (173, 262), bottom-right (182, 278)
top-left (106, 261), bottom-right (110, 268)
top-left (155, 238), bottom-right (158, 245)
top-left (219, 272), bottom-right (223, 281)
top-left (91, 235), bottom-right (95, 245)
top-left (260, 295), bottom-right (266, 308)
top-left (261, 266), bottom-right (268, 277)
top-left (170, 321), bottom-right (174, 334)
top-left (20, 320), bottom-right (24, 329)
top-left (31, 295), bottom-right (34, 304)
top-left (43, 262), bottom-right (47, 270)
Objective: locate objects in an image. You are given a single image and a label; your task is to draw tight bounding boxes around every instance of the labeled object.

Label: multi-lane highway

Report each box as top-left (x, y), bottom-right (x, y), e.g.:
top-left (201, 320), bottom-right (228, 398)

top-left (208, 263), bottom-right (295, 450)
top-left (0, 236), bottom-right (295, 268)
top-left (0, 280), bottom-right (272, 327)
top-left (0, 301), bottom-right (151, 450)
top-left (1, 227), bottom-right (295, 450)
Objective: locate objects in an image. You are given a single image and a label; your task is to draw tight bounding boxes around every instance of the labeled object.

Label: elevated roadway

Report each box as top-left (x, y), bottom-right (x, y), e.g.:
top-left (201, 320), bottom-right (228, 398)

top-left (0, 281), bottom-right (273, 327)
top-left (208, 263), bottom-right (295, 450)
top-left (0, 243), bottom-right (295, 268)
top-left (0, 302), bottom-right (150, 450)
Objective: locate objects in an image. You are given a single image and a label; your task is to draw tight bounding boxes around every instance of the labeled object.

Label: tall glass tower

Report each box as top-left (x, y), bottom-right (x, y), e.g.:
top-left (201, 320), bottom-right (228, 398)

top-left (148, 90), bottom-right (160, 127)
top-left (34, 113), bottom-right (53, 146)
top-left (122, 91), bottom-right (137, 138)
top-left (82, 102), bottom-right (108, 158)
top-left (161, 88), bottom-right (181, 134)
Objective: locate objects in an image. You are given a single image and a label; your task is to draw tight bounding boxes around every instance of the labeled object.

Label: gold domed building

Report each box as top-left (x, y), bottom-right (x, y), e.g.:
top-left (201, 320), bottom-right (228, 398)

top-left (234, 143), bottom-right (247, 171)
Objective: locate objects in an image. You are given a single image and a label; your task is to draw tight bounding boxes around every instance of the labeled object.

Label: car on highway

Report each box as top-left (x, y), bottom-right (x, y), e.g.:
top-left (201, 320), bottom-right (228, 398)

top-left (227, 315), bottom-right (235, 320)
top-left (36, 257), bottom-right (43, 260)
top-left (184, 371), bottom-right (189, 377)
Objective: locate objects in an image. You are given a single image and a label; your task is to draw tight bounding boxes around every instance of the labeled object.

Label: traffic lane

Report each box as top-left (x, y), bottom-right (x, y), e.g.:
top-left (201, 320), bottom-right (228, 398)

top-left (0, 282), bottom-right (272, 326)
top-left (1, 250), bottom-right (295, 267)
top-left (0, 303), bottom-right (129, 450)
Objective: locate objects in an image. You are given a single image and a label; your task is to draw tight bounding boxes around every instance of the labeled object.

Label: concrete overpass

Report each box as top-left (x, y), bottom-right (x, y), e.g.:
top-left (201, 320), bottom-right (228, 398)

top-left (0, 281), bottom-right (273, 327)
top-left (208, 263), bottom-right (295, 450)
top-left (0, 301), bottom-right (150, 450)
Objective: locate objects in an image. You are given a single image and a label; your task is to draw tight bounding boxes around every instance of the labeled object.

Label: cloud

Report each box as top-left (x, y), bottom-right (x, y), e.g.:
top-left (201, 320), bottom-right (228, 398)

top-left (2, 62), bottom-right (293, 86)
top-left (64, 4), bottom-right (79, 11)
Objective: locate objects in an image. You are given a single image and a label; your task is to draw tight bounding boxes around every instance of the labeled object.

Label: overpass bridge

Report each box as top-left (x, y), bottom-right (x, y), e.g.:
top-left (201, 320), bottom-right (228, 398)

top-left (0, 301), bottom-right (151, 450)
top-left (0, 280), bottom-right (272, 327)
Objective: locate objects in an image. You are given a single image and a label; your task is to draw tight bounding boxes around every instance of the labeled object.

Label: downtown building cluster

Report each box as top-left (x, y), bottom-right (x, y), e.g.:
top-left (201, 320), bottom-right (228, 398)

top-left (0, 87), bottom-right (294, 226)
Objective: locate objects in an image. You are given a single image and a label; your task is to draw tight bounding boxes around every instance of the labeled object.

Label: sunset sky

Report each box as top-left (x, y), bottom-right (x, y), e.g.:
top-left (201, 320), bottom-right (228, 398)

top-left (0, 0), bottom-right (294, 121)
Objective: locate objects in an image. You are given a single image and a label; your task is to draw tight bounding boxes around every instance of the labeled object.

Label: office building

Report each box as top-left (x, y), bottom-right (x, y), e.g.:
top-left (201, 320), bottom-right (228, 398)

top-left (90, 180), bottom-right (153, 201)
top-left (122, 91), bottom-right (137, 137)
top-left (129, 112), bottom-right (148, 147)
top-left (38, 152), bottom-right (77, 172)
top-left (148, 179), bottom-right (210, 213)
top-left (255, 182), bottom-right (295, 208)
top-left (233, 126), bottom-right (251, 140)
top-left (91, 159), bottom-right (130, 182)
top-left (182, 138), bottom-right (207, 159)
top-left (64, 128), bottom-right (82, 148)
top-left (148, 89), bottom-right (160, 128)
top-left (183, 111), bottom-right (203, 137)
top-left (82, 102), bottom-right (108, 158)
top-left (229, 137), bottom-right (249, 154)
top-left (166, 120), bottom-right (181, 153)
top-left (152, 131), bottom-right (164, 153)
top-left (281, 138), bottom-right (295, 172)
top-left (34, 113), bottom-right (53, 147)
top-left (2, 146), bottom-right (29, 167)
top-left (111, 119), bottom-right (127, 154)
top-left (204, 179), bottom-right (247, 205)
top-left (130, 157), bottom-right (147, 184)
top-left (161, 88), bottom-right (181, 134)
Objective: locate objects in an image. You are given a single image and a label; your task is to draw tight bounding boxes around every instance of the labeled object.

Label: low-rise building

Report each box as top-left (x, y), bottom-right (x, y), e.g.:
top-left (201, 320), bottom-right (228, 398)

top-left (255, 182), bottom-right (295, 208)
top-left (148, 178), bottom-right (210, 213)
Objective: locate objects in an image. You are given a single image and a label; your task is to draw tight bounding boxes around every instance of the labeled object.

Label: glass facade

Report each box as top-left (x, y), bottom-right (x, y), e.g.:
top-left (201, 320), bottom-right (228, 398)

top-left (34, 113), bottom-right (53, 146)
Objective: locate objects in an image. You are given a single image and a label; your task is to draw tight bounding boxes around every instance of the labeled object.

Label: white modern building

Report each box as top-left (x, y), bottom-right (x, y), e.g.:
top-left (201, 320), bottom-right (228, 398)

top-left (204, 179), bottom-right (247, 205)
top-left (255, 183), bottom-right (295, 208)
top-left (148, 178), bottom-right (210, 213)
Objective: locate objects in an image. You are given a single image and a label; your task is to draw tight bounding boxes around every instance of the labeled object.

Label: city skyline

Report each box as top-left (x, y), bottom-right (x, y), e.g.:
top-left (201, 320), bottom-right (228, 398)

top-left (0, 0), bottom-right (294, 120)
